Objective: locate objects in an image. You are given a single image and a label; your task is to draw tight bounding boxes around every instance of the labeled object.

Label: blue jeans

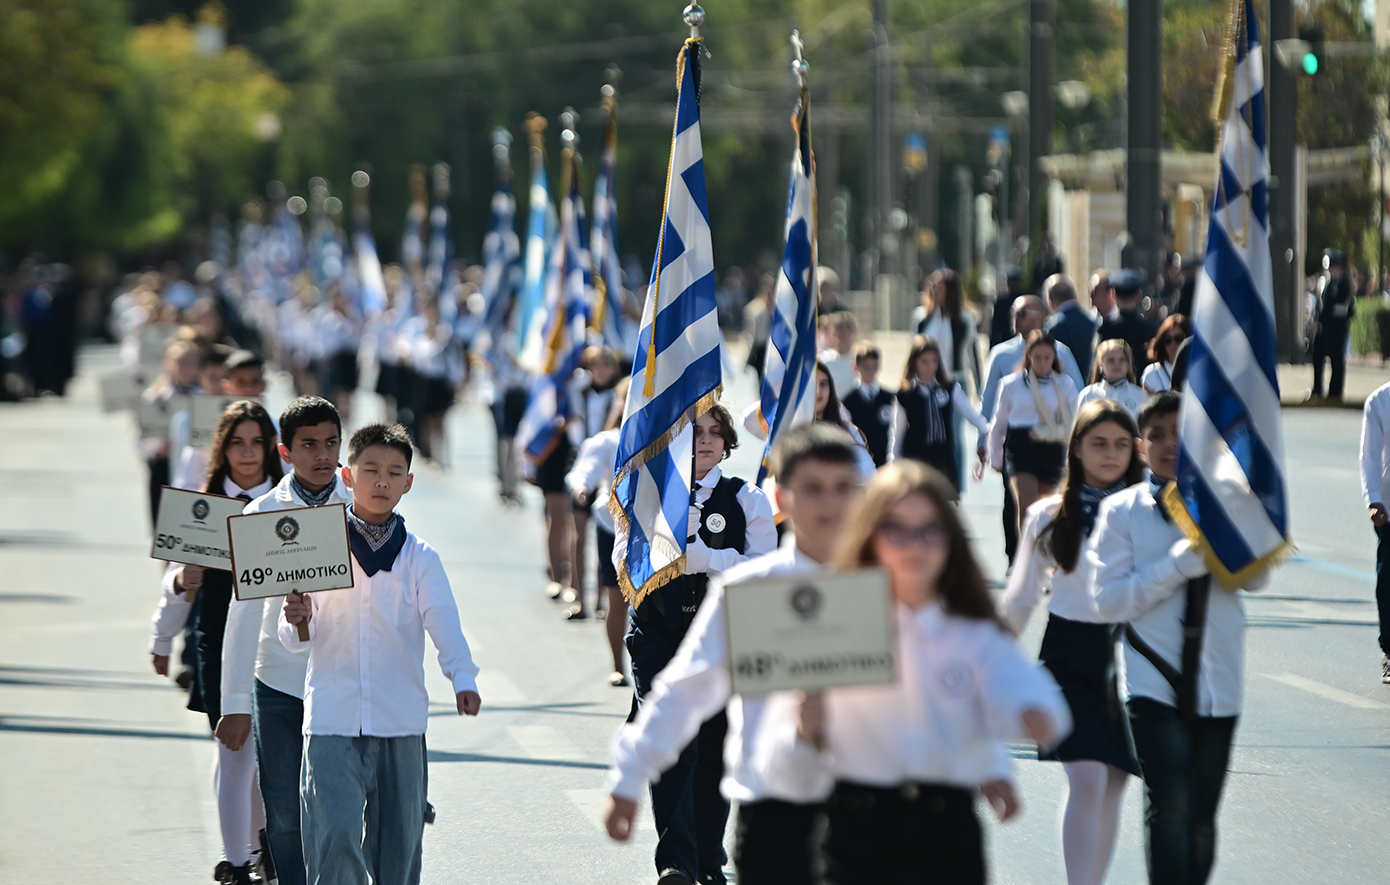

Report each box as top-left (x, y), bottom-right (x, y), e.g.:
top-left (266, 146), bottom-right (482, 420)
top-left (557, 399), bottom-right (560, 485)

top-left (1126, 697), bottom-right (1237, 885)
top-left (627, 612), bottom-right (731, 882)
top-left (253, 679), bottom-right (306, 885)
top-left (301, 734), bottom-right (426, 885)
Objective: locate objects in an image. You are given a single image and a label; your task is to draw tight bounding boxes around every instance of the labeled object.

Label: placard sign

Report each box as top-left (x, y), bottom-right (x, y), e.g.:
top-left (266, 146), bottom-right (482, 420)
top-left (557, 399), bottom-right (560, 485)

top-left (228, 504), bottom-right (353, 602)
top-left (724, 568), bottom-right (897, 695)
top-left (151, 486), bottom-right (247, 568)
top-left (190, 395), bottom-right (262, 448)
top-left (137, 395), bottom-right (189, 441)
top-left (99, 370), bottom-right (144, 413)
top-left (139, 323), bottom-right (180, 370)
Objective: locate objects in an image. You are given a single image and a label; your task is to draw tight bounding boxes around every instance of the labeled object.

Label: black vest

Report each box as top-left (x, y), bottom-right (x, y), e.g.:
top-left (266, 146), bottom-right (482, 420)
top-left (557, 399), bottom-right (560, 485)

top-left (644, 474), bottom-right (748, 636)
top-left (187, 567), bottom-right (234, 719)
top-left (842, 386), bottom-right (895, 467)
top-left (896, 385), bottom-right (959, 488)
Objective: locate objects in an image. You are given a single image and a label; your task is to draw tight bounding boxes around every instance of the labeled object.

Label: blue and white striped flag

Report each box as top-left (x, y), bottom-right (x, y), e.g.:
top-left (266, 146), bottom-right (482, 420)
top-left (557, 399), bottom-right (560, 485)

top-left (753, 84), bottom-right (818, 484)
top-left (609, 40), bottom-right (722, 606)
top-left (480, 177), bottom-right (522, 355)
top-left (1163, 0), bottom-right (1291, 589)
top-left (519, 153), bottom-right (592, 465)
top-left (590, 99), bottom-right (632, 359)
top-left (517, 133), bottom-right (556, 357)
top-left (354, 227), bottom-right (387, 318)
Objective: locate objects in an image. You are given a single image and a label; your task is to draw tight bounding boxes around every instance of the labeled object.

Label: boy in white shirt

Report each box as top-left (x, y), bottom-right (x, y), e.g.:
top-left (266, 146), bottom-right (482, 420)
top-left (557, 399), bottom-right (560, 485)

top-left (280, 423), bottom-right (481, 885)
top-left (218, 395), bottom-right (350, 885)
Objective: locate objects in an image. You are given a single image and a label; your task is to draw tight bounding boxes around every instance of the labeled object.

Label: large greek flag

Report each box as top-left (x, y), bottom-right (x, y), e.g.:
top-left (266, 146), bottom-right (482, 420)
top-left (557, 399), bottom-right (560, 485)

top-left (1163, 0), bottom-right (1291, 589)
top-left (354, 227), bottom-right (388, 317)
top-left (590, 102), bottom-right (632, 359)
top-left (609, 40), bottom-right (722, 606)
top-left (517, 143), bottom-right (555, 358)
top-left (519, 154), bottom-right (592, 464)
top-left (754, 84), bottom-right (818, 484)
top-left (480, 178), bottom-right (521, 354)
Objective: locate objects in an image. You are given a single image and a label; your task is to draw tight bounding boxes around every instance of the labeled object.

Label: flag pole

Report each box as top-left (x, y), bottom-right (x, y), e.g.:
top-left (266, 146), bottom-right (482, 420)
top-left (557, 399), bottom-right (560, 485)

top-left (683, 3), bottom-right (707, 542)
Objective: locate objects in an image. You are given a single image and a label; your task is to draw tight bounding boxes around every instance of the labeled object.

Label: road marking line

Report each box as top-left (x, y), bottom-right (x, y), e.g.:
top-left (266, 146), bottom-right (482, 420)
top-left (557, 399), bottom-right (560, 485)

top-left (509, 724), bottom-right (586, 762)
top-left (1288, 555), bottom-right (1375, 582)
top-left (1265, 671), bottom-right (1390, 710)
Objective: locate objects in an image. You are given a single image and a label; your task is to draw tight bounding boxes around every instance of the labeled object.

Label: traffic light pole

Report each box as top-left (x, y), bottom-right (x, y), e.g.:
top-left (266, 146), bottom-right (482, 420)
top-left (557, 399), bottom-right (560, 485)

top-left (1269, 0), bottom-right (1300, 363)
top-left (1124, 0), bottom-right (1163, 298)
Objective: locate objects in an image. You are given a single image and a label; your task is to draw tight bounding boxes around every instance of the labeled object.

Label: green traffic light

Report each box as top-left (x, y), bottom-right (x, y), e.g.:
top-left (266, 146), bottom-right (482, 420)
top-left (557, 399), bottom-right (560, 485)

top-left (1303, 53), bottom-right (1319, 75)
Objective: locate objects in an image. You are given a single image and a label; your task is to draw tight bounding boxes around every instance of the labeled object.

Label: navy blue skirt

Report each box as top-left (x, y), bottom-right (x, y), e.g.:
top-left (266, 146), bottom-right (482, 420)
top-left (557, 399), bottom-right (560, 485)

top-left (1037, 614), bottom-right (1140, 775)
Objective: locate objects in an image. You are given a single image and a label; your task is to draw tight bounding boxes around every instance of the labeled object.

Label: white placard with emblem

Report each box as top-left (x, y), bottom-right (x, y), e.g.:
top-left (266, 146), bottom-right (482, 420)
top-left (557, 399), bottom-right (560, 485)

top-left (190, 395), bottom-right (263, 448)
top-left (227, 504), bottom-right (353, 601)
top-left (150, 486), bottom-right (248, 569)
top-left (724, 567), bottom-right (897, 695)
top-left (98, 370), bottom-right (144, 413)
top-left (137, 394), bottom-right (189, 441)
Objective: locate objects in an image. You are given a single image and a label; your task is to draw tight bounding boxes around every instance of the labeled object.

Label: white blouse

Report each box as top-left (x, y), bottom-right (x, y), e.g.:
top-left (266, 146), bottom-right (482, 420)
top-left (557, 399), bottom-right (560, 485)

top-left (1077, 378), bottom-right (1145, 419)
top-left (986, 372), bottom-right (1080, 470)
top-left (1000, 496), bottom-right (1107, 635)
top-left (1141, 361), bottom-right (1173, 394)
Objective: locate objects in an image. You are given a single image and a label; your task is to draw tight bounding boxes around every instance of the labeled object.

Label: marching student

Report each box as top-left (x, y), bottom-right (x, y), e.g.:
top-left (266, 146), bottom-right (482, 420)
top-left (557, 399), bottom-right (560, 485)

top-left (401, 298), bottom-right (455, 464)
top-left (566, 379), bottom-right (631, 685)
top-left (817, 311), bottom-right (859, 396)
top-left (218, 395), bottom-right (350, 885)
top-left (795, 461), bottom-right (1071, 884)
top-left (174, 349), bottom-right (269, 491)
top-left (140, 338), bottom-right (200, 524)
top-left (150, 400), bottom-right (283, 885)
top-left (623, 403), bottom-right (777, 885)
top-left (1141, 314), bottom-right (1190, 395)
top-left (483, 345), bottom-right (529, 505)
top-left (987, 331), bottom-right (1080, 540)
top-left (888, 334), bottom-right (989, 498)
top-left (169, 344), bottom-right (232, 483)
top-left (1077, 338), bottom-right (1144, 420)
top-left (811, 362), bottom-right (878, 479)
top-left (280, 423), bottom-right (481, 885)
top-left (1360, 378), bottom-right (1390, 682)
top-left (563, 346), bottom-right (621, 619)
top-left (1001, 400), bottom-right (1144, 885)
top-left (840, 341), bottom-right (895, 467)
top-left (1087, 392), bottom-right (1266, 884)
top-left (604, 423), bottom-right (864, 885)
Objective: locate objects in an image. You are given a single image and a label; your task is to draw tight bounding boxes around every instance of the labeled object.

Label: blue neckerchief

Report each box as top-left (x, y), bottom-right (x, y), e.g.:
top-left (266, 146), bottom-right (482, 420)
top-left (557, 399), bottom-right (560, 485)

top-left (346, 507), bottom-right (407, 576)
top-left (1149, 472), bottom-right (1175, 522)
top-left (291, 474), bottom-right (336, 507)
top-left (1079, 481), bottom-right (1129, 537)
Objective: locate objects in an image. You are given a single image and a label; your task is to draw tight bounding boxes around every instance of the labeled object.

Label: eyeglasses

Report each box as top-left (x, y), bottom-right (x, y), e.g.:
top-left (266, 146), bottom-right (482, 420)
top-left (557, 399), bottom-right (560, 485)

top-left (878, 520), bottom-right (950, 548)
top-left (1162, 335), bottom-right (1184, 345)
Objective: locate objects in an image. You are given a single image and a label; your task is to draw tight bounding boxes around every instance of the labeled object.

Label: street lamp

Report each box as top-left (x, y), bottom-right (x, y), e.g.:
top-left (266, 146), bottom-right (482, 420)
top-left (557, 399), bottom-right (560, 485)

top-left (1372, 131), bottom-right (1388, 289)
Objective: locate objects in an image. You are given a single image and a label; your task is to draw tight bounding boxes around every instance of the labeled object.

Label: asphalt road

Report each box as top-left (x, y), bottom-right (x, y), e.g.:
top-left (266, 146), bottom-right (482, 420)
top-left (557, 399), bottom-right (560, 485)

top-left (1, 344), bottom-right (1387, 884)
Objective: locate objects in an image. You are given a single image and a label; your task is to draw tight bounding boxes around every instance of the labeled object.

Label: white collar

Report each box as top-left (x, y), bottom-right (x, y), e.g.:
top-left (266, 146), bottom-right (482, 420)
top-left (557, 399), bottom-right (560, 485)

top-left (695, 464), bottom-right (724, 490)
top-left (224, 475), bottom-right (274, 499)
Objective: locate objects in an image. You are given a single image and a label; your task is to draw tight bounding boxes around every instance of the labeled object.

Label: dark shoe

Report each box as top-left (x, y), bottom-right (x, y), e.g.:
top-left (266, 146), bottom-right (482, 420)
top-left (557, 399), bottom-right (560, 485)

top-left (657, 870), bottom-right (694, 885)
top-left (1382, 654), bottom-right (1390, 684)
top-left (175, 668), bottom-right (193, 690)
top-left (565, 607), bottom-right (589, 620)
top-left (255, 828), bottom-right (276, 882)
top-left (609, 670), bottom-right (630, 687)
top-left (213, 861), bottom-right (259, 884)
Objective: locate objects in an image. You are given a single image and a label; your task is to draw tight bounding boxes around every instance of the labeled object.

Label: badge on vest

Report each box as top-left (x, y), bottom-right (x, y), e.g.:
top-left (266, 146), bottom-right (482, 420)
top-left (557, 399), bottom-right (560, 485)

top-left (705, 513), bottom-right (727, 533)
top-left (934, 388), bottom-right (950, 407)
top-left (877, 404), bottom-right (893, 425)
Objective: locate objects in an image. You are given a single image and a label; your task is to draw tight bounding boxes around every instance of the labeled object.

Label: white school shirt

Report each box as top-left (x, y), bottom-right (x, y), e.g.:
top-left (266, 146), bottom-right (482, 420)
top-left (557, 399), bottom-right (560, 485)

top-left (986, 372), bottom-right (1080, 470)
top-left (607, 539), bottom-right (829, 804)
top-left (887, 381), bottom-right (990, 461)
top-left (818, 349), bottom-right (857, 398)
top-left (685, 466), bottom-right (779, 575)
top-left (1085, 482), bottom-right (1265, 717)
top-left (1140, 361), bottom-right (1173, 394)
top-left (278, 530), bottom-right (479, 737)
top-left (149, 475), bottom-right (274, 656)
top-left (219, 472), bottom-right (353, 715)
top-left (566, 429), bottom-right (619, 533)
top-left (1360, 381), bottom-right (1390, 507)
top-left (1000, 497), bottom-right (1106, 635)
top-left (1076, 378), bottom-right (1144, 419)
top-left (782, 600), bottom-right (1070, 795)
top-left (978, 334), bottom-right (1085, 433)
top-left (737, 401), bottom-right (877, 481)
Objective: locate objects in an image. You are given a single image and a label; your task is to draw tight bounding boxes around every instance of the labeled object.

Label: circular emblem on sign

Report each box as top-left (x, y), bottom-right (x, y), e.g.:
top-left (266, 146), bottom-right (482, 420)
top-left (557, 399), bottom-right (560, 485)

top-left (934, 388), bottom-right (950, 407)
top-left (705, 513), bottom-right (727, 533)
top-left (191, 499), bottom-right (210, 521)
top-left (275, 515), bottom-right (300, 544)
top-left (878, 404), bottom-right (893, 425)
top-left (938, 661), bottom-right (974, 697)
top-left (789, 584), bottom-right (822, 620)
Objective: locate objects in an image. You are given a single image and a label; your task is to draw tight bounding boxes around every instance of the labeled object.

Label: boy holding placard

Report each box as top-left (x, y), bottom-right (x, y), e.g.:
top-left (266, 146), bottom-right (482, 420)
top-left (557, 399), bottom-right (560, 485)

top-left (604, 423), bottom-right (862, 885)
top-left (219, 395), bottom-right (349, 885)
top-left (279, 423), bottom-right (480, 885)
top-left (174, 350), bottom-right (269, 490)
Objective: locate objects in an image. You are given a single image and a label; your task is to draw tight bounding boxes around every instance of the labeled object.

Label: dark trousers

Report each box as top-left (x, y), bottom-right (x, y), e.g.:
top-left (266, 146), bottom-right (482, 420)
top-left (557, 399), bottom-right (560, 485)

top-left (1002, 463), bottom-right (1018, 564)
top-left (1376, 524), bottom-right (1390, 656)
top-left (1311, 331), bottom-right (1347, 398)
top-left (1126, 697), bottom-right (1238, 885)
top-left (733, 799), bottom-right (823, 885)
top-left (254, 679), bottom-right (307, 885)
top-left (822, 781), bottom-right (984, 885)
top-left (627, 615), bottom-right (731, 881)
top-left (147, 454), bottom-right (169, 529)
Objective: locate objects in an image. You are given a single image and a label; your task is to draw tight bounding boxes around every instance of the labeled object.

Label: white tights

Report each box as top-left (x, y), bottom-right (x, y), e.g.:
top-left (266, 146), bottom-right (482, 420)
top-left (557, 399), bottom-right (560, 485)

top-left (1061, 760), bottom-right (1130, 885)
top-left (213, 741), bottom-right (266, 866)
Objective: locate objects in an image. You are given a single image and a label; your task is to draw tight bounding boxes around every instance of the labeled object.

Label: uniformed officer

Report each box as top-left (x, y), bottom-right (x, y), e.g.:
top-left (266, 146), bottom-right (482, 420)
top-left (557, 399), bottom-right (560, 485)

top-left (1098, 268), bottom-right (1159, 375)
top-left (1311, 248), bottom-right (1354, 402)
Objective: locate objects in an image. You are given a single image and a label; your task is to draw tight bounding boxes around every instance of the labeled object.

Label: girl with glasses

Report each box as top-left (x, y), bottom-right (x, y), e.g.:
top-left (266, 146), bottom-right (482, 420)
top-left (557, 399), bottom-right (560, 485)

top-left (1000, 400), bottom-right (1145, 885)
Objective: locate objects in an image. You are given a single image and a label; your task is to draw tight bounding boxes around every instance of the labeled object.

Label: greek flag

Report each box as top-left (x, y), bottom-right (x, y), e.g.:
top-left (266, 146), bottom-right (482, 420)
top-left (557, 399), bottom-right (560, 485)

top-left (480, 178), bottom-right (521, 354)
top-left (519, 153), bottom-right (592, 464)
top-left (1163, 0), bottom-right (1291, 589)
top-left (517, 143), bottom-right (556, 357)
top-left (354, 226), bottom-right (388, 317)
top-left (754, 84), bottom-right (818, 484)
top-left (426, 201), bottom-right (457, 326)
top-left (609, 40), bottom-right (722, 606)
top-left (590, 102), bottom-right (631, 358)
